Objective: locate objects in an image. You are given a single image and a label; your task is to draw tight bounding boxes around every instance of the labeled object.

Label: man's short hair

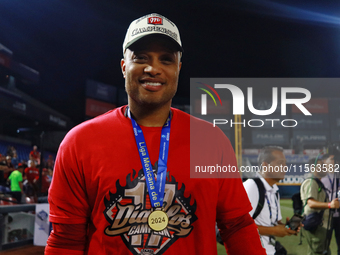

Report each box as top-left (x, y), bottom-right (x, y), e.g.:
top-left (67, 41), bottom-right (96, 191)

top-left (258, 146), bottom-right (284, 166)
top-left (320, 153), bottom-right (333, 161)
top-left (308, 157), bottom-right (317, 166)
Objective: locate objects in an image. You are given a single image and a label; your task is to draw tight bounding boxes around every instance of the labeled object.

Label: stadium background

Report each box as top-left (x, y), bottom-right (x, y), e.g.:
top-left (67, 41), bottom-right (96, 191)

top-left (0, 0), bottom-right (340, 254)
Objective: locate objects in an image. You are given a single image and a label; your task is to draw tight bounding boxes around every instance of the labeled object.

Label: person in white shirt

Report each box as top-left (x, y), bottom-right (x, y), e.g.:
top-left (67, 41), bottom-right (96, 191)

top-left (243, 146), bottom-right (298, 255)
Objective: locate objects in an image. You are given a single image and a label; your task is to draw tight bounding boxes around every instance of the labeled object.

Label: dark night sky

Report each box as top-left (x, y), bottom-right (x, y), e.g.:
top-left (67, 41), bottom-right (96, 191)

top-left (1, 0), bottom-right (340, 124)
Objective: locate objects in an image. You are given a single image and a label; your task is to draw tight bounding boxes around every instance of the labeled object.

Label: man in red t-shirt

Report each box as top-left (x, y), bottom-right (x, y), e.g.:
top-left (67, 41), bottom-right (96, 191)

top-left (33, 168), bottom-right (51, 196)
top-left (46, 13), bottom-right (265, 255)
top-left (29, 145), bottom-right (40, 165)
top-left (24, 160), bottom-right (39, 184)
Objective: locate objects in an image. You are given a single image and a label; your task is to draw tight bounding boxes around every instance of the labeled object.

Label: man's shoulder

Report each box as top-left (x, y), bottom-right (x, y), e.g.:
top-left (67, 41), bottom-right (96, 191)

top-left (301, 178), bottom-right (316, 189)
top-left (76, 107), bottom-right (123, 128)
top-left (243, 178), bottom-right (258, 191)
top-left (63, 107), bottom-right (125, 140)
top-left (243, 179), bottom-right (261, 214)
top-left (301, 177), bottom-right (324, 194)
top-left (10, 170), bottom-right (21, 177)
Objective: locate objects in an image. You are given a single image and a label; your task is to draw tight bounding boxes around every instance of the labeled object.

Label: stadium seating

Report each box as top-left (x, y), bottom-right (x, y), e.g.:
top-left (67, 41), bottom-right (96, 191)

top-left (0, 140), bottom-right (56, 166)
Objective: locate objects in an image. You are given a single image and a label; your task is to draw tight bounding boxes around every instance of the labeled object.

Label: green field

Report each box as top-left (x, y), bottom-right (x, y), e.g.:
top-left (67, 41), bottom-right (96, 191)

top-left (217, 199), bottom-right (338, 255)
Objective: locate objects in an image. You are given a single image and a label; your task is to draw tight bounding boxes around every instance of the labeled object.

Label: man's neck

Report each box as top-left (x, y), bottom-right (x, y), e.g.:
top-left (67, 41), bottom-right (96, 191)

top-left (264, 178), bottom-right (277, 187)
top-left (128, 101), bottom-right (171, 127)
top-left (313, 174), bottom-right (322, 180)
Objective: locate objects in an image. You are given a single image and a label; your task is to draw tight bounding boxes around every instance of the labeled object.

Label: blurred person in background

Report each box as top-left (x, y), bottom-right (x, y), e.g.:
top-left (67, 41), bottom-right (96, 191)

top-left (23, 160), bottom-right (39, 199)
top-left (33, 168), bottom-right (51, 196)
top-left (321, 154), bottom-right (340, 255)
top-left (29, 145), bottom-right (40, 165)
top-left (11, 151), bottom-right (19, 169)
top-left (243, 146), bottom-right (298, 255)
top-left (4, 156), bottom-right (14, 181)
top-left (6, 145), bottom-right (16, 158)
top-left (301, 156), bottom-right (340, 255)
top-left (46, 154), bottom-right (55, 169)
top-left (47, 168), bottom-right (53, 181)
top-left (0, 153), bottom-right (9, 186)
top-left (8, 163), bottom-right (24, 203)
top-left (25, 160), bottom-right (39, 186)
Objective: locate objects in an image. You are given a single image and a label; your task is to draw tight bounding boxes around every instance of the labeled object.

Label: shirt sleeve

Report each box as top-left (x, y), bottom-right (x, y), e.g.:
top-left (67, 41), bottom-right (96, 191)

top-left (214, 136), bottom-right (264, 254)
top-left (218, 213), bottom-right (266, 255)
top-left (44, 246), bottom-right (84, 255)
top-left (216, 177), bottom-right (253, 220)
top-left (45, 223), bottom-right (87, 254)
top-left (300, 179), bottom-right (319, 202)
top-left (48, 132), bottom-right (90, 225)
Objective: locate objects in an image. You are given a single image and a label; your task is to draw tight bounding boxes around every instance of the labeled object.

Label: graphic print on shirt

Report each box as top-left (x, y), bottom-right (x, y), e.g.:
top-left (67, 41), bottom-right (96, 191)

top-left (103, 163), bottom-right (197, 255)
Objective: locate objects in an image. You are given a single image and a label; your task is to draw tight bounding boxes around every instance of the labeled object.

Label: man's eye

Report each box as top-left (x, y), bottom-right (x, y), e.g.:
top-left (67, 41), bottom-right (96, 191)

top-left (161, 57), bottom-right (175, 64)
top-left (133, 55), bottom-right (147, 61)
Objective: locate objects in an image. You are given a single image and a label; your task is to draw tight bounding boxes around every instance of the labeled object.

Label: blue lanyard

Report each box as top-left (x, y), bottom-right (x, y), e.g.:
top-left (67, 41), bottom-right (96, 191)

top-left (128, 108), bottom-right (171, 208)
top-left (265, 194), bottom-right (279, 225)
top-left (328, 175), bottom-right (333, 189)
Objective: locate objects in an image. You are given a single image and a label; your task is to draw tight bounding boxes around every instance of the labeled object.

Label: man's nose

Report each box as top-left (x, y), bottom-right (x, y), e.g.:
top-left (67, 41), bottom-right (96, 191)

top-left (144, 61), bottom-right (162, 76)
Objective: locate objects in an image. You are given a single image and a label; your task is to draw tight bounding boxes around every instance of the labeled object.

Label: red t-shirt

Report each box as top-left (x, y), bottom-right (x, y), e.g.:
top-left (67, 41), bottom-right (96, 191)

top-left (25, 167), bottom-right (39, 183)
top-left (30, 150), bottom-right (40, 160)
top-left (35, 175), bottom-right (51, 193)
top-left (47, 106), bottom-right (262, 255)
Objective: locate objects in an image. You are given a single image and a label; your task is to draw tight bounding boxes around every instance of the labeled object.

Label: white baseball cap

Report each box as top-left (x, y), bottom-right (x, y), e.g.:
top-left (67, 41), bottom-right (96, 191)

top-left (123, 13), bottom-right (183, 54)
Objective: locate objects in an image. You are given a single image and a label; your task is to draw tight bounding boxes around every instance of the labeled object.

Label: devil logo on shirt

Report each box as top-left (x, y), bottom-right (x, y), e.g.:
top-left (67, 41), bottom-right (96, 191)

top-left (103, 163), bottom-right (197, 255)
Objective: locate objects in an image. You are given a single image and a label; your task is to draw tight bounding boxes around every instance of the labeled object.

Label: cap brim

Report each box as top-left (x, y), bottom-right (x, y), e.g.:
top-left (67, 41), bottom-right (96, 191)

top-left (125, 34), bottom-right (183, 53)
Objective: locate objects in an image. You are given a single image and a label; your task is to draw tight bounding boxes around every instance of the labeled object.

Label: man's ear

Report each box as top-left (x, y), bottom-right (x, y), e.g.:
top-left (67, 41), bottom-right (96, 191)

top-left (260, 162), bottom-right (268, 177)
top-left (262, 162), bottom-right (269, 168)
top-left (121, 58), bottom-right (126, 78)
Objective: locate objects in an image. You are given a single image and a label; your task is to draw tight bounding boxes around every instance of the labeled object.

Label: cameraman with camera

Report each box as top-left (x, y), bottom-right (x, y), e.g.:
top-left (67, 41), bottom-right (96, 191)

top-left (243, 146), bottom-right (299, 255)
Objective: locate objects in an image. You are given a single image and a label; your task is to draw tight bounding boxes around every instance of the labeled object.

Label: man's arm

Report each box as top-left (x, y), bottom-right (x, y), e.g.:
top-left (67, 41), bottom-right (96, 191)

top-left (45, 223), bottom-right (87, 255)
top-left (307, 198), bottom-right (339, 209)
top-left (7, 164), bottom-right (14, 172)
top-left (218, 213), bottom-right (266, 255)
top-left (213, 135), bottom-right (265, 254)
top-left (0, 165), bottom-right (8, 171)
top-left (216, 177), bottom-right (265, 254)
top-left (257, 224), bottom-right (296, 237)
top-left (244, 180), bottom-right (297, 237)
top-left (46, 129), bottom-right (91, 254)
